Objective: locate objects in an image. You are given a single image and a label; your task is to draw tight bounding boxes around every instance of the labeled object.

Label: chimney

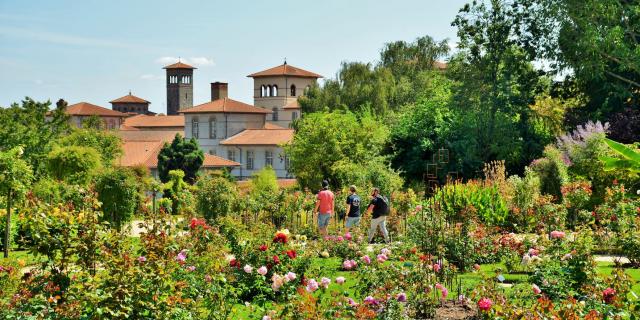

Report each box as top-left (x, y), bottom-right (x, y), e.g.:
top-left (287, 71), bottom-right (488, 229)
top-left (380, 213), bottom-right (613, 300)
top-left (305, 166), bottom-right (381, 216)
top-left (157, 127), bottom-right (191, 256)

top-left (211, 82), bottom-right (228, 101)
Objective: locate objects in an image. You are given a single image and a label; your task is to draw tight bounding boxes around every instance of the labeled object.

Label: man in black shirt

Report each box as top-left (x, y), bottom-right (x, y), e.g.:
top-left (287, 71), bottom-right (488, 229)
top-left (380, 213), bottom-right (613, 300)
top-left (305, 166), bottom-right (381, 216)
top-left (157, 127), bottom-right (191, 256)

top-left (365, 187), bottom-right (390, 244)
top-left (344, 185), bottom-right (361, 232)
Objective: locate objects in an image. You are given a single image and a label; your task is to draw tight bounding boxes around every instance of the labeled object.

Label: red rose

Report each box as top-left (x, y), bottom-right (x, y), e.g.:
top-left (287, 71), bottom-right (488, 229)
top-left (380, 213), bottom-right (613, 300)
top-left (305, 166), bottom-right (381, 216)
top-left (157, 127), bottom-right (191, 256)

top-left (603, 287), bottom-right (616, 304)
top-left (273, 233), bottom-right (288, 244)
top-left (259, 244), bottom-right (268, 251)
top-left (273, 255), bottom-right (280, 264)
top-left (286, 250), bottom-right (297, 259)
top-left (229, 259), bottom-right (238, 267)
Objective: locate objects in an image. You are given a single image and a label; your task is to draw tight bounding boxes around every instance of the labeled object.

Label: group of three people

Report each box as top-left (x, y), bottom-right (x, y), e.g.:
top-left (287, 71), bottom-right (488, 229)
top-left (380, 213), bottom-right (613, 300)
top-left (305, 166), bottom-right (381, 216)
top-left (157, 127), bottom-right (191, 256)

top-left (314, 180), bottom-right (390, 243)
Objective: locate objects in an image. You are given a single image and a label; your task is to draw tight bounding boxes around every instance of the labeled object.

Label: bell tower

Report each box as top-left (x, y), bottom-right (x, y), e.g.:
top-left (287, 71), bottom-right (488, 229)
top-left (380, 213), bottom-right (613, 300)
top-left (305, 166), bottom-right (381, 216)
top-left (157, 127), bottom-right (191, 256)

top-left (164, 60), bottom-right (195, 115)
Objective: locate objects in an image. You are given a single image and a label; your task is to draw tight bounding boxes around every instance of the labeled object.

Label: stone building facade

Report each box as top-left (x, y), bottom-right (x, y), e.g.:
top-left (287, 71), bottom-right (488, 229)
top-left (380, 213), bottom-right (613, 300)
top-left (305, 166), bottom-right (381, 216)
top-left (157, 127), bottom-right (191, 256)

top-left (164, 61), bottom-right (195, 115)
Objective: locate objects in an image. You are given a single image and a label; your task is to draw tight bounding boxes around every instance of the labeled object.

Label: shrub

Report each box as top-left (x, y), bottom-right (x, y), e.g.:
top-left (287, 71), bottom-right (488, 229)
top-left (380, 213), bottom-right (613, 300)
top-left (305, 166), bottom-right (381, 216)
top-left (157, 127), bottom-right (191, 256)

top-left (195, 173), bottom-right (238, 222)
top-left (94, 167), bottom-right (140, 229)
top-left (435, 181), bottom-right (508, 226)
top-left (47, 146), bottom-right (101, 185)
top-left (507, 168), bottom-right (541, 232)
top-left (530, 146), bottom-right (569, 202)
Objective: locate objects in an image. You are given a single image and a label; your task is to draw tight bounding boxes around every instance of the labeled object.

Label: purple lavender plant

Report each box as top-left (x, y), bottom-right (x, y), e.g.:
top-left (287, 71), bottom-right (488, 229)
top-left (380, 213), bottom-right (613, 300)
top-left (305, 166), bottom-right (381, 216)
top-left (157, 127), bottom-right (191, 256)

top-left (556, 120), bottom-right (609, 149)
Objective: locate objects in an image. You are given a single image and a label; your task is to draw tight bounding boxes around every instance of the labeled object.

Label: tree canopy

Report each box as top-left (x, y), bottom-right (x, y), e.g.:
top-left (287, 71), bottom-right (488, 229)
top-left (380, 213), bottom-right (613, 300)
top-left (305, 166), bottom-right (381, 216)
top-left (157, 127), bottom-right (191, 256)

top-left (157, 134), bottom-right (204, 184)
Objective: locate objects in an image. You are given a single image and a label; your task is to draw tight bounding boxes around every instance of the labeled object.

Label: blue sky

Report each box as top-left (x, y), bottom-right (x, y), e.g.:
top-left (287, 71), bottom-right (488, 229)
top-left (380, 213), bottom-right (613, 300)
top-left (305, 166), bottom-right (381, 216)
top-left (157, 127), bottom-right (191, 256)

top-left (0, 0), bottom-right (468, 113)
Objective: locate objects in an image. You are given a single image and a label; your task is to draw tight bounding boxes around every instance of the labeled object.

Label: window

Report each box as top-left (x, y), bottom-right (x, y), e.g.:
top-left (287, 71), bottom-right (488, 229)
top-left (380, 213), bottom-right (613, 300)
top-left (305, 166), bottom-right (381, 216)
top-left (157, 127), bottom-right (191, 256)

top-left (272, 85), bottom-right (278, 97)
top-left (246, 150), bottom-right (254, 170)
top-left (284, 155), bottom-right (291, 171)
top-left (290, 84), bottom-right (296, 96)
top-left (260, 85), bottom-right (266, 97)
top-left (209, 117), bottom-right (217, 139)
top-left (209, 149), bottom-right (216, 155)
top-left (265, 150), bottom-right (273, 167)
top-left (227, 150), bottom-right (236, 162)
top-left (192, 117), bottom-right (199, 138)
top-left (292, 111), bottom-right (298, 121)
top-left (272, 108), bottom-right (279, 121)
top-left (266, 86), bottom-right (271, 97)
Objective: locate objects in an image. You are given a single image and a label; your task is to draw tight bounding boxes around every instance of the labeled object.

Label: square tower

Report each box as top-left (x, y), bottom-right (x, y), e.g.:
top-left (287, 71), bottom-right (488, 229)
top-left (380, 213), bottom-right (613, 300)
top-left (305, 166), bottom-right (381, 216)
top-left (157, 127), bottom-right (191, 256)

top-left (247, 62), bottom-right (322, 128)
top-left (164, 61), bottom-right (195, 115)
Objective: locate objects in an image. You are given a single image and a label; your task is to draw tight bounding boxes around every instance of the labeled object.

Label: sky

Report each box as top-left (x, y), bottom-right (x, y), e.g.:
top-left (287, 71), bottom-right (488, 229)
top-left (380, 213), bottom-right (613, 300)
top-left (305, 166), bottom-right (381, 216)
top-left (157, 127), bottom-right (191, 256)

top-left (0, 0), bottom-right (468, 114)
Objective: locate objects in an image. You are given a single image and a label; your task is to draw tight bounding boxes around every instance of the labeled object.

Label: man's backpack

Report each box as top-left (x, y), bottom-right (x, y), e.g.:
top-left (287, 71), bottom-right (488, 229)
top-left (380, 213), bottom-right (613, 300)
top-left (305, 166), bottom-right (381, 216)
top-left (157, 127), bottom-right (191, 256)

top-left (378, 195), bottom-right (390, 215)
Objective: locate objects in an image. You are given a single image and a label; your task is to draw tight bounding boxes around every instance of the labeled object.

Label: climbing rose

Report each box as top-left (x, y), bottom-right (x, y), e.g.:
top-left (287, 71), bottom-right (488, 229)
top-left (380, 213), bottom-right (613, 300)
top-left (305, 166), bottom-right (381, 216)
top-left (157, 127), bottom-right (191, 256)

top-left (257, 266), bottom-right (268, 276)
top-left (478, 298), bottom-right (493, 311)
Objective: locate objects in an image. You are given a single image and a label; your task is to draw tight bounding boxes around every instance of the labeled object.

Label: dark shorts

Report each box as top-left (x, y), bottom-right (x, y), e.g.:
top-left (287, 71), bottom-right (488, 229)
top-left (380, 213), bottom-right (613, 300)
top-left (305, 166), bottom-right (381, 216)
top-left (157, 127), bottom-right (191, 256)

top-left (318, 213), bottom-right (331, 228)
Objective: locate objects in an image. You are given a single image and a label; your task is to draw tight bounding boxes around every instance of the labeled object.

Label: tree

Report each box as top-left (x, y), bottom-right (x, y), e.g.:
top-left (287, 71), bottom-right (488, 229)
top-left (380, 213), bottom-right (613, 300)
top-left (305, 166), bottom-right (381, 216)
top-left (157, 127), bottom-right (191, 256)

top-left (95, 167), bottom-right (140, 230)
top-left (163, 169), bottom-right (194, 215)
top-left (157, 134), bottom-right (204, 184)
top-left (54, 128), bottom-right (123, 166)
top-left (0, 98), bottom-right (70, 177)
top-left (195, 173), bottom-right (239, 222)
top-left (299, 35), bottom-right (450, 114)
top-left (0, 147), bottom-right (33, 257)
top-left (47, 146), bottom-right (102, 185)
top-left (284, 111), bottom-right (402, 190)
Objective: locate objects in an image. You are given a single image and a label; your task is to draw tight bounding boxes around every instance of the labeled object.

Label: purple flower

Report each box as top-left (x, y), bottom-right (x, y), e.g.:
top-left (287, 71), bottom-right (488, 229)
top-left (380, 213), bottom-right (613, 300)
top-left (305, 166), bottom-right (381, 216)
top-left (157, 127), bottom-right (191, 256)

top-left (176, 250), bottom-right (187, 262)
top-left (363, 296), bottom-right (377, 305)
top-left (396, 292), bottom-right (407, 302)
top-left (306, 279), bottom-right (319, 292)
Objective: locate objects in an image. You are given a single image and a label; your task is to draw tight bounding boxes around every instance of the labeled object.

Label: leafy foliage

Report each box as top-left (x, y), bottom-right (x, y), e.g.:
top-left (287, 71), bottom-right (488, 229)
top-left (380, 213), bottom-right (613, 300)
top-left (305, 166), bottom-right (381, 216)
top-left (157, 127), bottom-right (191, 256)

top-left (54, 128), bottom-right (122, 166)
top-left (157, 134), bottom-right (204, 184)
top-left (195, 173), bottom-right (239, 222)
top-left (94, 167), bottom-right (140, 230)
top-left (46, 146), bottom-right (101, 185)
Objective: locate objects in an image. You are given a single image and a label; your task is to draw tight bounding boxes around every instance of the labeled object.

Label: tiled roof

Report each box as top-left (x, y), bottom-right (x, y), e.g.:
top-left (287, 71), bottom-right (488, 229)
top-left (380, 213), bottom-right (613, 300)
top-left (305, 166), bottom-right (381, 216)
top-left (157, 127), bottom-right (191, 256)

top-left (123, 114), bottom-right (185, 128)
top-left (110, 93), bottom-right (150, 104)
top-left (263, 122), bottom-right (287, 129)
top-left (202, 154), bottom-right (241, 167)
top-left (117, 130), bottom-right (183, 142)
top-left (283, 100), bottom-right (301, 110)
top-left (220, 129), bottom-right (294, 146)
top-left (119, 139), bottom-right (239, 169)
top-left (248, 63), bottom-right (322, 78)
top-left (65, 102), bottom-right (127, 117)
top-left (163, 61), bottom-right (196, 69)
top-left (180, 98), bottom-right (272, 114)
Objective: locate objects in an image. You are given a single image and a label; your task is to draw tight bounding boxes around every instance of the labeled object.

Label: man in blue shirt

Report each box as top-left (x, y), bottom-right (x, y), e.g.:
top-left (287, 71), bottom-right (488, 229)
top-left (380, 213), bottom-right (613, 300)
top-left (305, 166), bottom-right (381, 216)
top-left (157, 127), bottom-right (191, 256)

top-left (344, 185), bottom-right (361, 232)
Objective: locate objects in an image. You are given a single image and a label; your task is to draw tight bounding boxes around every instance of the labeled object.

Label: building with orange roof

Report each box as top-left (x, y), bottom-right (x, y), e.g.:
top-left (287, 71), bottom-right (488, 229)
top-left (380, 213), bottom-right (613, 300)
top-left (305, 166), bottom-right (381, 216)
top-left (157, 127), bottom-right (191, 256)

top-left (164, 60), bottom-right (195, 115)
top-left (61, 102), bottom-right (127, 129)
top-left (248, 61), bottom-right (321, 128)
top-left (122, 114), bottom-right (184, 131)
top-left (110, 91), bottom-right (153, 115)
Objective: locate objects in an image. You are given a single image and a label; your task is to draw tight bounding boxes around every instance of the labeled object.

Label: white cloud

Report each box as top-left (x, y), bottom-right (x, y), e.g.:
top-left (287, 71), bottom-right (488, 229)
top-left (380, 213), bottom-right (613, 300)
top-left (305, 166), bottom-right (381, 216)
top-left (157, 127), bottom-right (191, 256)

top-left (447, 40), bottom-right (458, 51)
top-left (154, 56), bottom-right (215, 67)
top-left (140, 74), bottom-right (163, 80)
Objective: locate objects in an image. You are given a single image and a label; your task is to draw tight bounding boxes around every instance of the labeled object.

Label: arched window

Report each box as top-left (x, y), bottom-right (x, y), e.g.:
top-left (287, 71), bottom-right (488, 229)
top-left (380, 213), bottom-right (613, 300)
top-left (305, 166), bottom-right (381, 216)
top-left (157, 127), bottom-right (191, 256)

top-left (192, 117), bottom-right (199, 138)
top-left (260, 85), bottom-right (266, 97)
top-left (266, 86), bottom-right (271, 97)
top-left (290, 84), bottom-right (296, 96)
top-left (272, 107), bottom-right (279, 121)
top-left (272, 85), bottom-right (278, 97)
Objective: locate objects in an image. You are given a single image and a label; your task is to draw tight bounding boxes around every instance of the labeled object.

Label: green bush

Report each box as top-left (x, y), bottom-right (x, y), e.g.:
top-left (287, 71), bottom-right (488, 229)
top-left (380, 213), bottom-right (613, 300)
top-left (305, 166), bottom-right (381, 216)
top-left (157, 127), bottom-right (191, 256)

top-left (435, 181), bottom-right (508, 226)
top-left (530, 146), bottom-right (569, 202)
top-left (195, 173), bottom-right (238, 222)
top-left (507, 168), bottom-right (541, 232)
top-left (47, 146), bottom-right (101, 185)
top-left (95, 167), bottom-right (140, 229)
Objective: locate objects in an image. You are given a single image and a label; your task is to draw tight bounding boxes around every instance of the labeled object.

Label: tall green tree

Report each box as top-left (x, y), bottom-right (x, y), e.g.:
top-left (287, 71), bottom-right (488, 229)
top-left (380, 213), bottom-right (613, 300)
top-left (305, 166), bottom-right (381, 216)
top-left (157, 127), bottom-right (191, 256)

top-left (451, 0), bottom-right (550, 175)
top-left (285, 111), bottom-right (402, 191)
top-left (0, 98), bottom-right (70, 177)
top-left (95, 167), bottom-right (140, 230)
top-left (195, 173), bottom-right (238, 222)
top-left (157, 134), bottom-right (204, 184)
top-left (0, 147), bottom-right (33, 257)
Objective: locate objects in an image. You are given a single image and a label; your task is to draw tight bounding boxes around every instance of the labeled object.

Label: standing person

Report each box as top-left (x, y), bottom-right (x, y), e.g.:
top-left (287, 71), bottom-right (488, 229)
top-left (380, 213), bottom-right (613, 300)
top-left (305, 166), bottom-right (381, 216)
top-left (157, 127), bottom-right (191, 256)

top-left (365, 187), bottom-right (390, 244)
top-left (315, 180), bottom-right (334, 237)
top-left (344, 185), bottom-right (361, 233)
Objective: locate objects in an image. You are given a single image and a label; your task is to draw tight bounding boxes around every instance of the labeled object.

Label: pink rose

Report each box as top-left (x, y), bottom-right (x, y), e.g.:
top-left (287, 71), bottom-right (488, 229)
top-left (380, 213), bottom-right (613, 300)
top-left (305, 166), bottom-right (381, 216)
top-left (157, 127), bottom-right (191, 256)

top-left (186, 265), bottom-right (196, 272)
top-left (337, 236), bottom-right (344, 242)
top-left (344, 232), bottom-right (352, 241)
top-left (306, 279), bottom-right (319, 292)
top-left (416, 204), bottom-right (423, 211)
top-left (336, 276), bottom-right (346, 285)
top-left (285, 271), bottom-right (297, 282)
top-left (176, 250), bottom-right (187, 262)
top-left (320, 277), bottom-right (331, 289)
top-left (433, 263), bottom-right (441, 272)
top-left (137, 256), bottom-right (146, 263)
top-left (362, 255), bottom-right (371, 264)
top-left (381, 248), bottom-right (391, 256)
top-left (478, 297), bottom-right (493, 311)
top-left (377, 254), bottom-right (388, 263)
top-left (257, 266), bottom-right (268, 276)
top-left (243, 264), bottom-right (253, 274)
top-left (550, 230), bottom-right (566, 239)
top-left (532, 284), bottom-right (541, 295)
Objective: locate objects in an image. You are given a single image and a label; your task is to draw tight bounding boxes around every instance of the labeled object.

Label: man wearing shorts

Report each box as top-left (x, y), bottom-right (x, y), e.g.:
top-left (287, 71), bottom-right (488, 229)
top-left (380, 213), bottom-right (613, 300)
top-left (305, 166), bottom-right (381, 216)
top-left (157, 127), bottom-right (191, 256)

top-left (315, 180), bottom-right (334, 237)
top-left (345, 185), bottom-right (361, 232)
